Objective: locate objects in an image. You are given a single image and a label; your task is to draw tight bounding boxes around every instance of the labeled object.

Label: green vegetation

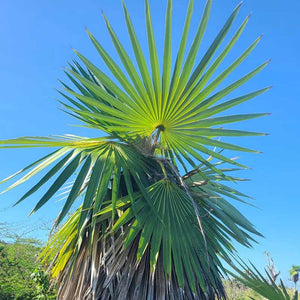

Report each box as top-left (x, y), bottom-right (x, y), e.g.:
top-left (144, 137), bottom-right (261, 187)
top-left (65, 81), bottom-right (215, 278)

top-left (0, 235), bottom-right (297, 299)
top-left (223, 279), bottom-right (296, 300)
top-left (0, 236), bottom-right (56, 299)
top-left (230, 261), bottom-right (298, 300)
top-left (31, 266), bottom-right (56, 300)
top-left (223, 279), bottom-right (266, 299)
top-left (0, 238), bottom-right (39, 299)
top-left (0, 0), bottom-right (274, 299)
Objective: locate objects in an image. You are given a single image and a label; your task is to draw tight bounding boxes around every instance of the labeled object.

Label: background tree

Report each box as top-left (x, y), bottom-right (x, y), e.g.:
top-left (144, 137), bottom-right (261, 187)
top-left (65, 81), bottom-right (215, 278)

top-left (290, 265), bottom-right (300, 291)
top-left (265, 251), bottom-right (280, 282)
top-left (0, 234), bottom-right (55, 300)
top-left (0, 0), bottom-right (270, 299)
top-left (31, 266), bottom-right (56, 300)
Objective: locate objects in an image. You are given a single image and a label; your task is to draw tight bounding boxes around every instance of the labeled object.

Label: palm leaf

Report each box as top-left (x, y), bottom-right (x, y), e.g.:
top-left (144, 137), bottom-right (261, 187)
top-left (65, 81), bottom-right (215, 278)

top-left (228, 259), bottom-right (297, 300)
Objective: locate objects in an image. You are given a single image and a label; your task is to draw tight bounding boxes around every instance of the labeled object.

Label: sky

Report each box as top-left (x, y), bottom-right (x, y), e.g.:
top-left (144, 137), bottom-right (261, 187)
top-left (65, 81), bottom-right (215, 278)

top-left (0, 0), bottom-right (299, 286)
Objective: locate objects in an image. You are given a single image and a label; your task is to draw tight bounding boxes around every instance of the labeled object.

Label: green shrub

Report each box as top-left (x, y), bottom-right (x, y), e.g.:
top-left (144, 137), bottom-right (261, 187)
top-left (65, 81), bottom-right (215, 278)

top-left (0, 238), bottom-right (56, 300)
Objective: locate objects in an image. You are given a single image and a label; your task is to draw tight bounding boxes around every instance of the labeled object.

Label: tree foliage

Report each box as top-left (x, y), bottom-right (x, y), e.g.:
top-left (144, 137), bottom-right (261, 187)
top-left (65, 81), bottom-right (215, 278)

top-left (0, 225), bottom-right (56, 300)
top-left (0, 237), bottom-right (41, 299)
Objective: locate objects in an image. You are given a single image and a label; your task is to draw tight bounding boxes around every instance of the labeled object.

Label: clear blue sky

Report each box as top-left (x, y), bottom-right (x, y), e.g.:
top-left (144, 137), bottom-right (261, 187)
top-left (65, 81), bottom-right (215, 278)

top-left (0, 0), bottom-right (299, 285)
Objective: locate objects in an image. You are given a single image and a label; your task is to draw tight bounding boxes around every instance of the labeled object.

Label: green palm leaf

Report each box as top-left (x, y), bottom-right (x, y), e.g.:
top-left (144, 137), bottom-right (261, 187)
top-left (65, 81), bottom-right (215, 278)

top-left (228, 260), bottom-right (297, 300)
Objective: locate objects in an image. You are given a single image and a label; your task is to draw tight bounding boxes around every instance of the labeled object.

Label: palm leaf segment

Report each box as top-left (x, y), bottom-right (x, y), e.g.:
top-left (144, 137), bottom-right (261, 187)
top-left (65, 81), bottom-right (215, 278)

top-left (0, 0), bottom-right (269, 299)
top-left (229, 260), bottom-right (298, 300)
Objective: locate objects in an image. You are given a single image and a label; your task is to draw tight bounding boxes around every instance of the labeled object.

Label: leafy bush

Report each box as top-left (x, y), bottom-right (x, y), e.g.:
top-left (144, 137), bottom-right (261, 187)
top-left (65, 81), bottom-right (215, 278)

top-left (31, 266), bottom-right (56, 300)
top-left (0, 237), bottom-right (55, 300)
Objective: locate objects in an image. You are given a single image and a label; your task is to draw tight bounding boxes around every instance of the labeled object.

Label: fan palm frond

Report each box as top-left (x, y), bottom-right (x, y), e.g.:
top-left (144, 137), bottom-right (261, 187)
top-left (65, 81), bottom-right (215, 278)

top-left (41, 158), bottom-right (259, 299)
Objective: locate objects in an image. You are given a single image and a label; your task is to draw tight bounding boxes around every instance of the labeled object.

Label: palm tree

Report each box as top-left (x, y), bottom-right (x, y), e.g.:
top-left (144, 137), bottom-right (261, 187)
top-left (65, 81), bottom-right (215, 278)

top-left (0, 0), bottom-right (269, 299)
top-left (290, 266), bottom-right (300, 291)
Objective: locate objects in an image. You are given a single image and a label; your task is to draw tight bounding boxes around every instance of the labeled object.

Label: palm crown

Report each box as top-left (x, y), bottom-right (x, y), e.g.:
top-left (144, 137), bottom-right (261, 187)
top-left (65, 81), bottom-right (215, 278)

top-left (0, 0), bottom-right (269, 299)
